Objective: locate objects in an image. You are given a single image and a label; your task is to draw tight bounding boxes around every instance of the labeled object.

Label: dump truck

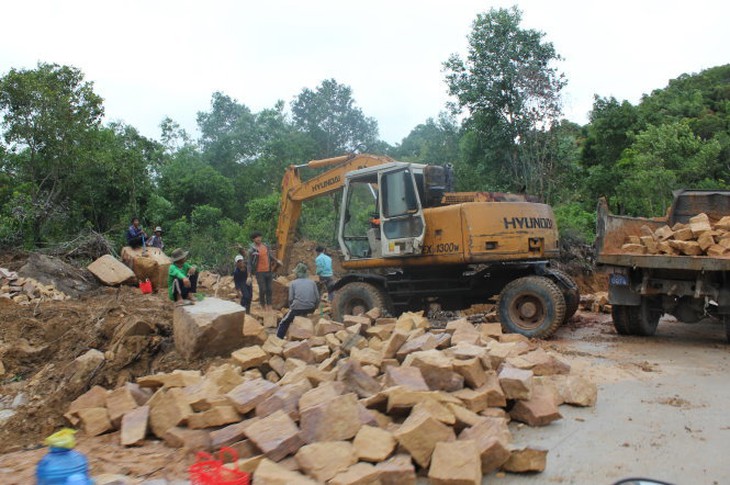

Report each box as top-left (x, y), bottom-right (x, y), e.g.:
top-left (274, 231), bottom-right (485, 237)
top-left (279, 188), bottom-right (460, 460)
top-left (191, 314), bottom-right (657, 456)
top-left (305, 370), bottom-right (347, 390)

top-left (275, 153), bottom-right (579, 338)
top-left (595, 190), bottom-right (730, 340)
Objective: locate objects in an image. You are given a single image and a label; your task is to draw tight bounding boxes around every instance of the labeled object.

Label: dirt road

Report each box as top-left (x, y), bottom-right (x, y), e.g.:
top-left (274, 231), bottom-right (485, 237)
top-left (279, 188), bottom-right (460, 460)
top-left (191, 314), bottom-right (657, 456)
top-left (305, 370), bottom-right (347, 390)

top-left (500, 313), bottom-right (730, 485)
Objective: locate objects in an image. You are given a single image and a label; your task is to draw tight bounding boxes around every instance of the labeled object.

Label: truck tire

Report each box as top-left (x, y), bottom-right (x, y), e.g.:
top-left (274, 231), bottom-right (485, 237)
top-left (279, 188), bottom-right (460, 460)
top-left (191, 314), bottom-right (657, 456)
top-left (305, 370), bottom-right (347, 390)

top-left (549, 269), bottom-right (580, 324)
top-left (498, 276), bottom-right (566, 338)
top-left (612, 305), bottom-right (635, 335)
top-left (332, 282), bottom-right (390, 322)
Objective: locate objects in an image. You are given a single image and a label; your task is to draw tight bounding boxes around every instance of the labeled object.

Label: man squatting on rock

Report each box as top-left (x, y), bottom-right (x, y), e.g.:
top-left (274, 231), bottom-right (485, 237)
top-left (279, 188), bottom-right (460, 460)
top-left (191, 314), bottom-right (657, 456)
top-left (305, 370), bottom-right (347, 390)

top-left (168, 248), bottom-right (199, 306)
top-left (277, 263), bottom-right (319, 339)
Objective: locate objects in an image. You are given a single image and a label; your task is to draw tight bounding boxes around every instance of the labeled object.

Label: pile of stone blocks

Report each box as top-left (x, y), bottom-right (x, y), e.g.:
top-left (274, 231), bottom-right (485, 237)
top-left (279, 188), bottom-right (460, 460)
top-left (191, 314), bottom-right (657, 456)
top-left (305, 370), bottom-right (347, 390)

top-left (580, 292), bottom-right (611, 314)
top-left (0, 267), bottom-right (70, 304)
top-left (66, 309), bottom-right (597, 484)
top-left (620, 214), bottom-right (730, 257)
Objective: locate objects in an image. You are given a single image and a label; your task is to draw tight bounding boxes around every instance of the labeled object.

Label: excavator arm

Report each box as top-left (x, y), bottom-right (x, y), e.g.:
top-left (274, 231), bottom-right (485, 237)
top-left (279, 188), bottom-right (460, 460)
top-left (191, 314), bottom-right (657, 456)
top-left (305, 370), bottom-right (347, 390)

top-left (276, 153), bottom-right (395, 272)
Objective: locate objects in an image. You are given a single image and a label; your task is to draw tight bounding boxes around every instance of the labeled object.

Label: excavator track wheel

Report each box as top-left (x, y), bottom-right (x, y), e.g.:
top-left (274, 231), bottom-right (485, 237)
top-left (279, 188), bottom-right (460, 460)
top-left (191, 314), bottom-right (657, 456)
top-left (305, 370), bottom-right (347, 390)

top-left (498, 276), bottom-right (566, 339)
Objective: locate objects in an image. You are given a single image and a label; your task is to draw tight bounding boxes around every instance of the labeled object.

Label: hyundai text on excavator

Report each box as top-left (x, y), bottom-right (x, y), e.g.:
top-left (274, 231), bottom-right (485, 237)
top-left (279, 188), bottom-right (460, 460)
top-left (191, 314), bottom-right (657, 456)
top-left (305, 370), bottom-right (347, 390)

top-left (275, 153), bottom-right (578, 338)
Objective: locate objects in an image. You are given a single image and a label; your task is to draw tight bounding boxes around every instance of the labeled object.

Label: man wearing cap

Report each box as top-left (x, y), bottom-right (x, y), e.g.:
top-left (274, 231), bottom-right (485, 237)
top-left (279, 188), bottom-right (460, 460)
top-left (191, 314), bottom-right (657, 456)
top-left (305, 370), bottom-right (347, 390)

top-left (233, 253), bottom-right (252, 313)
top-left (148, 227), bottom-right (164, 250)
top-left (276, 263), bottom-right (319, 339)
top-left (168, 248), bottom-right (198, 305)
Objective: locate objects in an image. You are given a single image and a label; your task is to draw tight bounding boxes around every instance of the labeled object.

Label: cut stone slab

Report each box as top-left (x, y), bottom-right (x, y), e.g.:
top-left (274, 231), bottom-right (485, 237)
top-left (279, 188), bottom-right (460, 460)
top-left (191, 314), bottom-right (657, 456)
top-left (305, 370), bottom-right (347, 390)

top-left (382, 329), bottom-right (409, 359)
top-left (353, 425), bottom-right (396, 462)
top-left (65, 385), bottom-right (109, 426)
top-left (120, 405), bottom-right (149, 446)
top-left (244, 410), bottom-right (303, 462)
top-left (393, 410), bottom-right (456, 468)
top-left (282, 340), bottom-right (315, 364)
top-left (77, 407), bottom-right (112, 437)
top-left (337, 360), bottom-right (382, 398)
top-left (173, 297), bottom-right (247, 360)
top-left (226, 378), bottom-right (278, 414)
top-left (298, 381), bottom-right (345, 412)
top-left (329, 462), bottom-right (382, 485)
top-left (396, 333), bottom-right (438, 360)
top-left (254, 458), bottom-right (318, 485)
top-left (294, 441), bottom-right (357, 482)
top-left (231, 345), bottom-right (269, 370)
top-left (544, 374), bottom-right (598, 407)
top-left (375, 454), bottom-right (416, 485)
top-left (87, 255), bottom-right (136, 286)
top-left (502, 446), bottom-right (548, 473)
top-left (187, 405), bottom-right (241, 429)
top-left (148, 388), bottom-right (193, 438)
top-left (452, 357), bottom-right (487, 389)
top-left (498, 365), bottom-right (533, 400)
top-left (210, 419), bottom-right (256, 449)
top-left (459, 417), bottom-right (512, 474)
top-left (509, 383), bottom-right (562, 426)
top-left (106, 386), bottom-right (139, 428)
top-left (242, 314), bottom-right (267, 346)
top-left (289, 316), bottom-right (315, 340)
top-left (300, 393), bottom-right (362, 443)
top-left (403, 349), bottom-right (463, 392)
top-left (411, 398), bottom-right (456, 426)
top-left (163, 426), bottom-right (211, 451)
top-left (428, 439), bottom-right (482, 485)
top-left (383, 365), bottom-right (429, 391)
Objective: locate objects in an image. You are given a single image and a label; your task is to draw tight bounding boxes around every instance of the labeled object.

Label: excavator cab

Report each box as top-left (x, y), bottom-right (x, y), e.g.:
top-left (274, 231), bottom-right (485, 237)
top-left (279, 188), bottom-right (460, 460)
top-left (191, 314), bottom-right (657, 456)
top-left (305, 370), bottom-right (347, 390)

top-left (339, 163), bottom-right (426, 261)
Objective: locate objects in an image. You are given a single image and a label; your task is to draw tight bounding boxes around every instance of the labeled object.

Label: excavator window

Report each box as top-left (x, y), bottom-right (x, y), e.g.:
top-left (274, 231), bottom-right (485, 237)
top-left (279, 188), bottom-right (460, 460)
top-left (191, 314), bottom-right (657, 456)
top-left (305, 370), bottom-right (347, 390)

top-left (381, 169), bottom-right (418, 218)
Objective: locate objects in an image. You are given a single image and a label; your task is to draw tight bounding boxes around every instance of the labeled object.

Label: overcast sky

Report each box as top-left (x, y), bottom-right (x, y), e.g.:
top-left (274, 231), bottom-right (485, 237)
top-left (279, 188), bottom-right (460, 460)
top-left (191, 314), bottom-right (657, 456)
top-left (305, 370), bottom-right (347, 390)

top-left (1, 0), bottom-right (728, 145)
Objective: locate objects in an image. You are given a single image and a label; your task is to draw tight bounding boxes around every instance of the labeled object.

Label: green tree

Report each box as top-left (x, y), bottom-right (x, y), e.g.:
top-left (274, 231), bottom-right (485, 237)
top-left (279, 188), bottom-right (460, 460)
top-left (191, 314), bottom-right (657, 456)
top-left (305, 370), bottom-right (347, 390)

top-left (443, 6), bottom-right (566, 196)
top-left (0, 62), bottom-right (104, 244)
top-left (392, 113), bottom-right (461, 165)
top-left (292, 79), bottom-right (379, 158)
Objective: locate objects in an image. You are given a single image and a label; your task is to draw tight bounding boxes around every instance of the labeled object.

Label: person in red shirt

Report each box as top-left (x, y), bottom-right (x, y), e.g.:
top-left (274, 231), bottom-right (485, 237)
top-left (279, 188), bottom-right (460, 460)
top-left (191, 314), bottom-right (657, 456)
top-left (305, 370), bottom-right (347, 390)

top-left (246, 231), bottom-right (282, 312)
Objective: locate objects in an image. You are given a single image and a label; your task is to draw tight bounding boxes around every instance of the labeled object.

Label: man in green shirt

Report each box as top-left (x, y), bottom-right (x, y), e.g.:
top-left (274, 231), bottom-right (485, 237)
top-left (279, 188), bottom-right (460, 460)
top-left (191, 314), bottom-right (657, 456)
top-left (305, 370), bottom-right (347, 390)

top-left (168, 248), bottom-right (198, 305)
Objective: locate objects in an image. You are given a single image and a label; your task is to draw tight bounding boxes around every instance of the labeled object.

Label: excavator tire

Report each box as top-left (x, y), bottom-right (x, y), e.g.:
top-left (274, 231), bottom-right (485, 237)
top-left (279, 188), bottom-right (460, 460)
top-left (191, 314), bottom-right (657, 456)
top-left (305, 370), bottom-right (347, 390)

top-left (498, 276), bottom-right (566, 339)
top-left (332, 282), bottom-right (390, 322)
top-left (611, 304), bottom-right (635, 335)
top-left (549, 269), bottom-right (580, 324)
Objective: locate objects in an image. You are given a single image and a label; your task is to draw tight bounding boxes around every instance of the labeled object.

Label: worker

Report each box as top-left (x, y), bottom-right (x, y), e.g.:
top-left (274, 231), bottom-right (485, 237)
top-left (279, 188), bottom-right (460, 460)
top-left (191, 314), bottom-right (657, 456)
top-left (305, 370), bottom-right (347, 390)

top-left (247, 231), bottom-right (282, 312)
top-left (126, 217), bottom-right (147, 249)
top-left (147, 226), bottom-right (164, 250)
top-left (314, 245), bottom-right (335, 301)
top-left (168, 248), bottom-right (198, 306)
top-left (277, 263), bottom-right (319, 339)
top-left (233, 253), bottom-right (252, 313)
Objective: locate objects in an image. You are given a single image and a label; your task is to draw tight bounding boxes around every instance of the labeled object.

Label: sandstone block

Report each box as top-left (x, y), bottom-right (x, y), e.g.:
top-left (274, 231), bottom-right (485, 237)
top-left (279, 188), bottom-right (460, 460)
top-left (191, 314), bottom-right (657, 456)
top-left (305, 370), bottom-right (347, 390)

top-left (641, 236), bottom-right (659, 254)
top-left (395, 333), bottom-right (438, 360)
top-left (403, 349), bottom-right (463, 392)
top-left (315, 319), bottom-right (345, 336)
top-left (548, 374), bottom-right (598, 407)
top-left (231, 345), bottom-right (269, 370)
top-left (310, 345), bottom-right (331, 363)
top-left (283, 340), bottom-right (315, 364)
top-left (451, 388), bottom-right (489, 413)
top-left (621, 243), bottom-right (646, 254)
top-left (210, 419), bottom-right (255, 449)
top-left (382, 329), bottom-right (409, 359)
top-left (65, 385), bottom-right (108, 425)
top-left (329, 462), bottom-right (382, 485)
top-left (254, 458), bottom-right (318, 485)
top-left (344, 314), bottom-right (372, 329)
top-left (78, 407), bottom-right (112, 437)
top-left (670, 240), bottom-right (703, 256)
top-left (673, 227), bottom-right (694, 241)
top-left (383, 366), bottom-right (429, 391)
top-left (242, 314), bottom-right (267, 346)
top-left (106, 386), bottom-right (139, 428)
top-left (298, 381), bottom-right (345, 412)
top-left (428, 440), bottom-right (481, 485)
top-left (498, 365), bottom-right (533, 400)
top-left (137, 370), bottom-right (202, 389)
top-left (452, 357), bottom-right (487, 389)
top-left (375, 454), bottom-right (416, 485)
top-left (350, 347), bottom-right (383, 368)
top-left (393, 411), bottom-right (456, 468)
top-left (337, 360), bottom-right (382, 398)
top-left (162, 426), bottom-right (211, 451)
top-left (353, 425), bottom-right (396, 462)
top-left (244, 410), bottom-right (303, 461)
top-left (289, 316), bottom-right (315, 340)
top-left (506, 348), bottom-right (570, 376)
top-left (87, 255), bottom-right (136, 286)
top-left (366, 323), bottom-right (393, 340)
top-left (148, 388), bottom-right (192, 438)
top-left (173, 297), bottom-right (247, 360)
top-left (263, 335), bottom-right (286, 355)
top-left (459, 417), bottom-right (512, 473)
top-left (411, 398), bottom-right (456, 425)
top-left (226, 378), bottom-right (278, 414)
top-left (654, 225), bottom-right (674, 240)
top-left (446, 403), bottom-right (486, 431)
top-left (509, 383), bottom-right (562, 426)
top-left (188, 405), bottom-right (241, 429)
top-left (257, 381), bottom-right (312, 420)
top-left (122, 246), bottom-right (171, 290)
top-left (690, 213), bottom-right (712, 236)
top-left (502, 447), bottom-right (548, 473)
top-left (479, 372), bottom-right (507, 407)
top-left (295, 441), bottom-right (357, 482)
top-left (707, 244), bottom-right (729, 257)
top-left (205, 363), bottom-right (245, 393)
top-left (120, 405), bottom-right (149, 446)
top-left (300, 393), bottom-right (362, 443)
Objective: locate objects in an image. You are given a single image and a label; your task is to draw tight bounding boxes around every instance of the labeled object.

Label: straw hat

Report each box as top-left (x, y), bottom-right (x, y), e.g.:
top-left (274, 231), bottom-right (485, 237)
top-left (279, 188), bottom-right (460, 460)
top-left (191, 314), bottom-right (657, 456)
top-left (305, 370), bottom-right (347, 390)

top-left (170, 248), bottom-right (189, 263)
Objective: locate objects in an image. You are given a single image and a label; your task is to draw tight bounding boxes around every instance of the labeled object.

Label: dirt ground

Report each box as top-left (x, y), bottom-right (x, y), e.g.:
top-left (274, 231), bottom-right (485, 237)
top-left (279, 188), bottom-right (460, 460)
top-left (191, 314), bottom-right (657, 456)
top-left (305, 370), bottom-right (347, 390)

top-left (2, 249), bottom-right (727, 484)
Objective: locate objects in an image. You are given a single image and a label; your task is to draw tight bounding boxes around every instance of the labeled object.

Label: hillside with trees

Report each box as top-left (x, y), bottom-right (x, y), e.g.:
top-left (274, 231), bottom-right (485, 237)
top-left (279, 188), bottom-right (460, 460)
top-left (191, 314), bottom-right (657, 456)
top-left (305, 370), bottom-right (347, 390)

top-left (1, 6), bottom-right (728, 271)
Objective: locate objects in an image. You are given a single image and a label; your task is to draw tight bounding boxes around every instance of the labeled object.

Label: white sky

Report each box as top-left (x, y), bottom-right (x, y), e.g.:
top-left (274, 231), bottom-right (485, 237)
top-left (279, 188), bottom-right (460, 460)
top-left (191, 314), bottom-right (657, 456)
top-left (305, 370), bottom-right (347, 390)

top-left (1, 0), bottom-right (728, 145)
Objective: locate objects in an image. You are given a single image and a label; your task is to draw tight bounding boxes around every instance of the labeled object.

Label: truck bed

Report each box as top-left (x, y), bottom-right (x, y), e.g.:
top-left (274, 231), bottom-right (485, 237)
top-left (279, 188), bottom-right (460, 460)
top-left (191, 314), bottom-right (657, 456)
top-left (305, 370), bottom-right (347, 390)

top-left (595, 197), bottom-right (730, 271)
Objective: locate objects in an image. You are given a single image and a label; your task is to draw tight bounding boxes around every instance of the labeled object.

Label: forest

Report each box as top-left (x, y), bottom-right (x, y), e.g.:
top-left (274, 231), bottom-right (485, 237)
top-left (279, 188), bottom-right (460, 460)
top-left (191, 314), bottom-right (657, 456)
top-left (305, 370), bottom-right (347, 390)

top-left (1, 6), bottom-right (729, 272)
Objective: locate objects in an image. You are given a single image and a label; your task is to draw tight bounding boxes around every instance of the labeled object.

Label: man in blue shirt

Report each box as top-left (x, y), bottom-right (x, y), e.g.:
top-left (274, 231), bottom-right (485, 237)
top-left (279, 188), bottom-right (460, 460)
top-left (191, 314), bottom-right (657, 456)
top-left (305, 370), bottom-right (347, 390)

top-left (126, 217), bottom-right (147, 249)
top-left (315, 245), bottom-right (334, 301)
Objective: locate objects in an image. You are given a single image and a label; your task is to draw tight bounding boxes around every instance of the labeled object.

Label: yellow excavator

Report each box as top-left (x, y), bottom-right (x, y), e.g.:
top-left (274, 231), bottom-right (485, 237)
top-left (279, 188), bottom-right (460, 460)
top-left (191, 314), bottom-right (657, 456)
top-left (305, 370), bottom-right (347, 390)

top-left (275, 153), bottom-right (578, 338)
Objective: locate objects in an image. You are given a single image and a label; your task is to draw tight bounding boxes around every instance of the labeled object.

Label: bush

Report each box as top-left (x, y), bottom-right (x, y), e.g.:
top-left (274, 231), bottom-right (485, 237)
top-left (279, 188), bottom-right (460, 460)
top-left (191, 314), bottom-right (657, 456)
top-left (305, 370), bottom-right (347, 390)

top-left (554, 202), bottom-right (595, 243)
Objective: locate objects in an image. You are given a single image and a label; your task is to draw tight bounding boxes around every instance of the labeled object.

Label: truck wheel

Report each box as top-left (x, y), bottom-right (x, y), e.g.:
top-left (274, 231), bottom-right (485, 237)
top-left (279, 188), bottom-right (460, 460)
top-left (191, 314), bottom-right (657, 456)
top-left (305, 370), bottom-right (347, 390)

top-left (550, 269), bottom-right (580, 324)
top-left (612, 305), bottom-right (636, 335)
top-left (630, 298), bottom-right (660, 336)
top-left (332, 282), bottom-right (390, 322)
top-left (498, 276), bottom-right (566, 338)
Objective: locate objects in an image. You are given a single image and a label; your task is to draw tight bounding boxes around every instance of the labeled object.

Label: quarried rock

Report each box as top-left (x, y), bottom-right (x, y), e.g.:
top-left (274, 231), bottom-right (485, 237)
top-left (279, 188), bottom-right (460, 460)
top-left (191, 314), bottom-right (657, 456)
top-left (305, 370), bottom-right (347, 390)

top-left (106, 386), bottom-right (139, 428)
top-left (353, 425), bottom-right (396, 462)
top-left (173, 297), bottom-right (247, 360)
top-left (375, 454), bottom-right (416, 485)
top-left (148, 388), bottom-right (193, 438)
top-left (428, 440), bottom-right (481, 485)
top-left (87, 255), bottom-right (136, 286)
top-left (231, 345), bottom-right (269, 370)
top-left (254, 458), bottom-right (318, 485)
top-left (77, 407), bottom-right (112, 437)
top-left (393, 410), bottom-right (456, 468)
top-left (383, 366), bottom-right (429, 391)
top-left (329, 462), bottom-right (382, 485)
top-left (508, 383), bottom-right (562, 426)
top-left (300, 393), bottom-right (362, 443)
top-left (459, 417), bottom-right (511, 473)
top-left (502, 447), bottom-right (548, 473)
top-left (226, 378), bottom-right (278, 414)
top-left (498, 365), bottom-right (533, 400)
top-left (244, 410), bottom-right (303, 461)
top-left (120, 405), bottom-right (149, 446)
top-left (294, 441), bottom-right (357, 482)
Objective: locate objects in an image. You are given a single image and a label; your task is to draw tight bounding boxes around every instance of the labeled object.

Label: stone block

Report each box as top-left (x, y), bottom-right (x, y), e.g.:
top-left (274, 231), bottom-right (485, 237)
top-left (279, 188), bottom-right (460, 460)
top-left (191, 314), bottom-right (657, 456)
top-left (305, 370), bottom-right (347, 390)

top-left (210, 419), bottom-right (255, 449)
top-left (403, 349), bottom-right (463, 392)
top-left (673, 227), bottom-right (694, 241)
top-left (690, 213), bottom-right (712, 236)
top-left (509, 383), bottom-right (562, 426)
top-left (87, 255), bottom-right (136, 286)
top-left (187, 405), bottom-right (241, 429)
top-left (344, 314), bottom-right (371, 329)
top-left (654, 225), bottom-right (674, 240)
top-left (65, 385), bottom-right (108, 425)
top-left (393, 410), bottom-right (456, 468)
top-left (545, 374), bottom-right (597, 407)
top-left (498, 365), bottom-right (533, 400)
top-left (78, 407), bottom-right (112, 437)
top-left (329, 462), bottom-right (382, 485)
top-left (257, 381), bottom-right (312, 420)
top-left (337, 360), bottom-right (382, 398)
top-left (300, 393), bottom-right (362, 443)
top-left (452, 357), bottom-right (487, 389)
top-left (353, 425), bottom-right (396, 462)
top-left (502, 447), bottom-right (548, 473)
top-left (383, 366), bottom-right (429, 391)
top-left (106, 386), bottom-right (139, 428)
top-left (366, 323), bottom-right (393, 340)
top-left (428, 440), bottom-right (481, 485)
top-left (411, 398), bottom-right (455, 426)
top-left (395, 333), bottom-right (438, 360)
top-left (506, 348), bottom-right (570, 376)
top-left (244, 410), bottom-right (303, 461)
top-left (375, 454), bottom-right (416, 485)
top-left (479, 322), bottom-right (503, 339)
top-left (350, 347), bottom-right (383, 368)
top-left (226, 378), bottom-right (278, 414)
top-left (122, 246), bottom-right (171, 290)
top-left (205, 364), bottom-right (245, 393)
top-left (283, 340), bottom-right (315, 364)
top-left (254, 458), bottom-right (318, 485)
top-left (382, 329), bottom-right (409, 359)
top-left (315, 319), bottom-right (345, 336)
top-left (478, 372), bottom-right (507, 407)
top-left (298, 381), bottom-right (345, 412)
top-left (263, 335), bottom-right (286, 355)
top-left (162, 426), bottom-right (211, 451)
top-left (120, 405), bottom-right (149, 446)
top-left (148, 388), bottom-right (192, 438)
top-left (295, 441), bottom-right (357, 482)
top-left (231, 345), bottom-right (269, 370)
top-left (310, 346), bottom-right (331, 363)
top-left (458, 417), bottom-right (512, 473)
top-left (670, 240), bottom-right (703, 256)
top-left (446, 403), bottom-right (485, 431)
top-left (289, 316), bottom-right (314, 340)
top-left (173, 297), bottom-right (247, 360)
top-left (242, 314), bottom-right (267, 346)
top-left (451, 388), bottom-right (489, 413)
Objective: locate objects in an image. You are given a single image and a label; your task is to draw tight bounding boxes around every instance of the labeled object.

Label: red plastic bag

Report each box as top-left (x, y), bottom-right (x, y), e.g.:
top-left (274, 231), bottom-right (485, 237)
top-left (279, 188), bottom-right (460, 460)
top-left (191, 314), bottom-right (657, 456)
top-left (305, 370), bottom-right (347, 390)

top-left (139, 279), bottom-right (153, 294)
top-left (189, 447), bottom-right (250, 485)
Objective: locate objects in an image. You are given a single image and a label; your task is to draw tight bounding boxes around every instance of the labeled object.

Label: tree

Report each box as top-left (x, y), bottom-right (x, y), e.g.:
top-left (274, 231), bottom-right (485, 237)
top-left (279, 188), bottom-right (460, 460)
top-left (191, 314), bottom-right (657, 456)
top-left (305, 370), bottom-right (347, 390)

top-left (582, 96), bottom-right (642, 168)
top-left (392, 113), bottom-right (461, 165)
top-left (443, 6), bottom-right (566, 196)
top-left (0, 63), bottom-right (104, 243)
top-left (292, 79), bottom-right (379, 158)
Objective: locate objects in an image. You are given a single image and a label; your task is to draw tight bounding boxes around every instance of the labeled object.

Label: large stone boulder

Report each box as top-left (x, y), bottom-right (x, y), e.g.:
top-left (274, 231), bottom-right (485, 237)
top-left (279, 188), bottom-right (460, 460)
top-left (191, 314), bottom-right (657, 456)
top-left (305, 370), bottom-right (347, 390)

top-left (87, 255), bottom-right (136, 286)
top-left (121, 246), bottom-right (171, 291)
top-left (173, 297), bottom-right (246, 360)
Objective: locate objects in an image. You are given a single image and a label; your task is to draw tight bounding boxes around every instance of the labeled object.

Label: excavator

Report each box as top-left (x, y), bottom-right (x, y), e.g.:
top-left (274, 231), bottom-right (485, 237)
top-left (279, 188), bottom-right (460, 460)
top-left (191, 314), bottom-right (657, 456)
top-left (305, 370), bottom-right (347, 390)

top-left (275, 153), bottom-right (578, 338)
